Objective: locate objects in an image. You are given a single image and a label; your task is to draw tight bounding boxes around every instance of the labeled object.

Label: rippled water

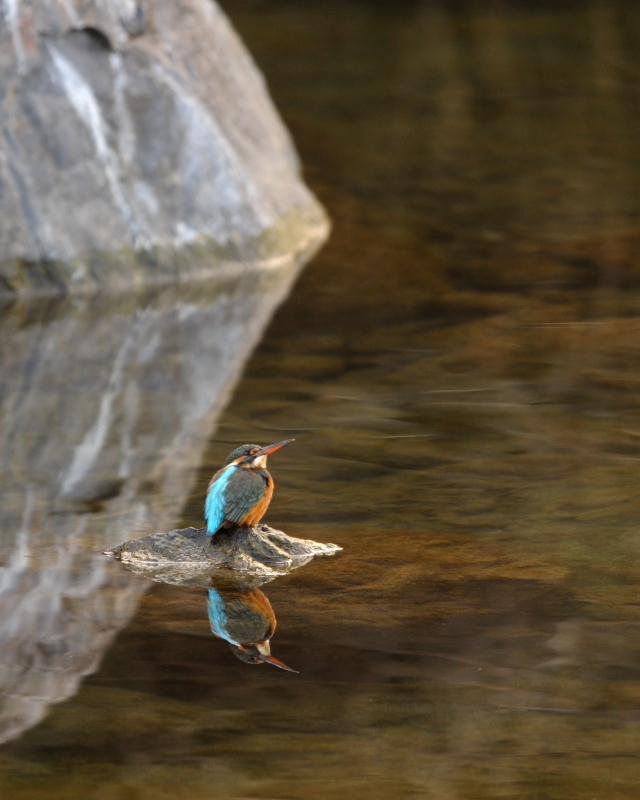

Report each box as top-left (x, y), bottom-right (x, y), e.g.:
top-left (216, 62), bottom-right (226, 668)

top-left (3, 1), bottom-right (640, 798)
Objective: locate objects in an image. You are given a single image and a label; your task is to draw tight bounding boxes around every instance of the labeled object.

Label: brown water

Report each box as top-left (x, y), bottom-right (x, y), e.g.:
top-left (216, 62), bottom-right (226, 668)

top-left (4, 0), bottom-right (640, 797)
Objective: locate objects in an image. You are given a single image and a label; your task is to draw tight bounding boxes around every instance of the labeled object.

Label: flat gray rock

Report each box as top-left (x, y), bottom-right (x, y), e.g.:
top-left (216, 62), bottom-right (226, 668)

top-left (106, 524), bottom-right (342, 587)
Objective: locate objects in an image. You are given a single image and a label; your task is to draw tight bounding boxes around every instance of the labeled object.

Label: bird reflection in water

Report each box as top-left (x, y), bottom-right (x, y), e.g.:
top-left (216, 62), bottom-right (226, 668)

top-left (207, 585), bottom-right (298, 672)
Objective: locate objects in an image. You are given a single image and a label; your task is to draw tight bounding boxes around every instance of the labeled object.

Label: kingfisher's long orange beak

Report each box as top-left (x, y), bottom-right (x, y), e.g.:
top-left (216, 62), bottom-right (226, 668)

top-left (254, 439), bottom-right (294, 458)
top-left (259, 653), bottom-right (299, 673)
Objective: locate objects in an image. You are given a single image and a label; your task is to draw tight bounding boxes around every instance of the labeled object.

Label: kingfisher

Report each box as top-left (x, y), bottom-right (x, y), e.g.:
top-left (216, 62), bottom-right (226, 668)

top-left (204, 440), bottom-right (293, 535)
top-left (207, 586), bottom-right (297, 672)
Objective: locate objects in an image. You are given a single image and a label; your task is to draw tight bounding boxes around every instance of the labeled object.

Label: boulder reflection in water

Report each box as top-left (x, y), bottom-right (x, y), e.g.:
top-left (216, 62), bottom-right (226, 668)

top-left (0, 263), bottom-right (303, 745)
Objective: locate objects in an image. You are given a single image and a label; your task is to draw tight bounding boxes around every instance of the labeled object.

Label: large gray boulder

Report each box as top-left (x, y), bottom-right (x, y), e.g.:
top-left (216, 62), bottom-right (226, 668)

top-left (0, 0), bottom-right (328, 295)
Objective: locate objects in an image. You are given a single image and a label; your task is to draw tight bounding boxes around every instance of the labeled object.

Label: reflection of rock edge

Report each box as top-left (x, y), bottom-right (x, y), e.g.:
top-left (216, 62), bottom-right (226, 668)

top-left (0, 227), bottom-right (327, 746)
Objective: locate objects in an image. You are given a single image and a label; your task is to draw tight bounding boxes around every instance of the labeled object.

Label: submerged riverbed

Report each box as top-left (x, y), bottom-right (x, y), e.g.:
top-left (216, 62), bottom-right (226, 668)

top-left (3, 1), bottom-right (640, 798)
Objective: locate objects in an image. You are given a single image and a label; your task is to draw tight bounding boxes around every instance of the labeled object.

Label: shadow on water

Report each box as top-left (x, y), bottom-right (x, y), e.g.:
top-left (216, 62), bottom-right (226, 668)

top-left (4, 1), bottom-right (640, 799)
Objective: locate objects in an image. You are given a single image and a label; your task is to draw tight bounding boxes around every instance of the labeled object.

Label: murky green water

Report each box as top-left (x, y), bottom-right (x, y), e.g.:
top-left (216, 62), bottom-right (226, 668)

top-left (4, 1), bottom-right (640, 797)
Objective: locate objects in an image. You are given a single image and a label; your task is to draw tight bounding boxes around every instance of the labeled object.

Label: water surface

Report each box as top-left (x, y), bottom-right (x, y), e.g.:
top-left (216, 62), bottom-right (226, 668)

top-left (3, 1), bottom-right (640, 798)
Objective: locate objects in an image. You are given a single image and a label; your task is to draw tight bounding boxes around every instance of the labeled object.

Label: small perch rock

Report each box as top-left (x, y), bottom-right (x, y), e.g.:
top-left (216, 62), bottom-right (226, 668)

top-left (105, 524), bottom-right (342, 584)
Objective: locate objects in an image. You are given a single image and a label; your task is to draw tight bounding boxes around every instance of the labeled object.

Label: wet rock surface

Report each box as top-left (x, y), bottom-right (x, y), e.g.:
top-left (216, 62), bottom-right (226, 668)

top-left (0, 0), bottom-right (327, 295)
top-left (106, 524), bottom-right (342, 584)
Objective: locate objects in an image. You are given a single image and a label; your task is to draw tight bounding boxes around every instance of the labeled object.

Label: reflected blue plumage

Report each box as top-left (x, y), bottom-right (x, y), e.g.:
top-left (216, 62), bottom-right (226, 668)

top-left (206, 585), bottom-right (296, 672)
top-left (207, 588), bottom-right (234, 643)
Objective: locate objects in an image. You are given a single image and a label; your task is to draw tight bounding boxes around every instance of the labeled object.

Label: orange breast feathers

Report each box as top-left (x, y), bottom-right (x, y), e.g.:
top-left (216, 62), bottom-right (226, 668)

top-left (240, 473), bottom-right (274, 526)
top-left (243, 589), bottom-right (277, 638)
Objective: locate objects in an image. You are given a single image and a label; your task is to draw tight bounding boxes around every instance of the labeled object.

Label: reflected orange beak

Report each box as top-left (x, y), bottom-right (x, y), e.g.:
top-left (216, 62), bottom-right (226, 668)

top-left (259, 654), bottom-right (299, 673)
top-left (254, 439), bottom-right (295, 458)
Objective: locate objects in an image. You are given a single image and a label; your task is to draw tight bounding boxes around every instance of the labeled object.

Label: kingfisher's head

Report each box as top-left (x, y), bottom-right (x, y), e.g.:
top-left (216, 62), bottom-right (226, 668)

top-left (229, 640), bottom-right (298, 672)
top-left (224, 439), bottom-right (294, 470)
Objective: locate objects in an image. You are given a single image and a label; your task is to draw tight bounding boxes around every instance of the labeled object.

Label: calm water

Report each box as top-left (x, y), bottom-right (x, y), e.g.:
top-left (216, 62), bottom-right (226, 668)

top-left (4, 1), bottom-right (640, 797)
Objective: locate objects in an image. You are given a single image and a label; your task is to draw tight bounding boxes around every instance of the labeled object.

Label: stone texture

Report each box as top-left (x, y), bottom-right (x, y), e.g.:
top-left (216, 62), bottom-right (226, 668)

top-left (0, 0), bottom-right (328, 295)
top-left (106, 524), bottom-right (342, 585)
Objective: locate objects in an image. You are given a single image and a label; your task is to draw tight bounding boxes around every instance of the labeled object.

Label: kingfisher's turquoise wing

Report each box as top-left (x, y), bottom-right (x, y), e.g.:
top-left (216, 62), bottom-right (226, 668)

top-left (204, 465), bottom-right (236, 534)
top-left (207, 589), bottom-right (232, 642)
top-left (223, 469), bottom-right (268, 524)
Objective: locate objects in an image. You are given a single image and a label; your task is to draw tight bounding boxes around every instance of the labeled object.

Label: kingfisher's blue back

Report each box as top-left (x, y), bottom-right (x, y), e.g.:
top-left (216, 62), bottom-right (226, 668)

top-left (204, 465), bottom-right (237, 534)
